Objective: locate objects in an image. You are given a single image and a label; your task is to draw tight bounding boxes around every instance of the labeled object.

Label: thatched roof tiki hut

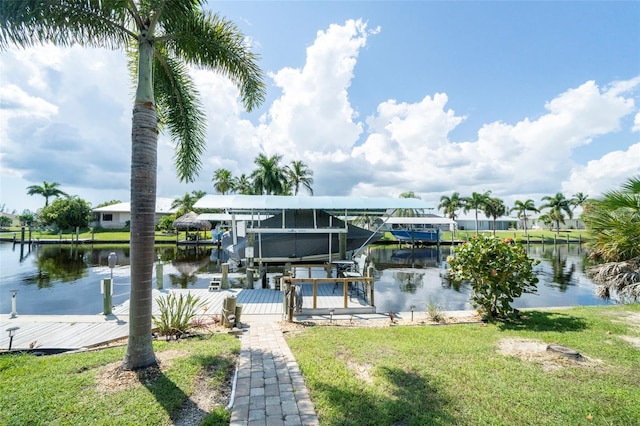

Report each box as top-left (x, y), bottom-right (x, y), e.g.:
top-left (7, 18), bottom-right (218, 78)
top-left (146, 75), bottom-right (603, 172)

top-left (172, 212), bottom-right (212, 243)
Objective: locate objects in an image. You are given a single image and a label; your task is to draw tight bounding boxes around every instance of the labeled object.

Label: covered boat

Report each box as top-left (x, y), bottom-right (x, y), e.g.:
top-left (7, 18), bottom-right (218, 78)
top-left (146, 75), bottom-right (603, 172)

top-left (221, 209), bottom-right (381, 263)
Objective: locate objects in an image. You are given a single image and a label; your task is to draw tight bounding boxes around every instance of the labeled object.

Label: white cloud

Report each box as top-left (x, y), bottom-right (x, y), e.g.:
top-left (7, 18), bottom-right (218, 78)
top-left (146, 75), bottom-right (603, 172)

top-left (257, 19), bottom-right (370, 158)
top-left (633, 112), bottom-right (640, 132)
top-left (0, 85), bottom-right (58, 118)
top-left (563, 143), bottom-right (640, 197)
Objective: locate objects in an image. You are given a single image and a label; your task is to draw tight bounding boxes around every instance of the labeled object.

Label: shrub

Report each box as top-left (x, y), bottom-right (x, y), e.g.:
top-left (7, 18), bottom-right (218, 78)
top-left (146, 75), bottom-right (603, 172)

top-left (426, 298), bottom-right (444, 322)
top-left (448, 235), bottom-right (539, 320)
top-left (152, 292), bottom-right (207, 339)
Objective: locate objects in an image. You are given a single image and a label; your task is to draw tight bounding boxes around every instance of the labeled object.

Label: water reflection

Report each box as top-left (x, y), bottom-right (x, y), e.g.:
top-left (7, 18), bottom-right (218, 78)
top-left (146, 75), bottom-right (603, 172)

top-left (0, 241), bottom-right (615, 315)
top-left (368, 244), bottom-right (613, 314)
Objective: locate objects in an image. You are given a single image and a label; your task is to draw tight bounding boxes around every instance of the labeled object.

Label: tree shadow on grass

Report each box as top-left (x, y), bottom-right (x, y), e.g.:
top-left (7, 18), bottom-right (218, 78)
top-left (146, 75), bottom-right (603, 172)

top-left (313, 365), bottom-right (456, 426)
top-left (498, 310), bottom-right (588, 333)
top-left (138, 352), bottom-right (232, 426)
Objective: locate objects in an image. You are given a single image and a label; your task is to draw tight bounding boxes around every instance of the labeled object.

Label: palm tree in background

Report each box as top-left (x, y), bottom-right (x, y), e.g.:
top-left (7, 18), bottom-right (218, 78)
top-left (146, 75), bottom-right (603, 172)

top-left (540, 192), bottom-right (573, 234)
top-left (438, 192), bottom-right (462, 235)
top-left (397, 191), bottom-right (423, 217)
top-left (462, 191), bottom-right (491, 235)
top-left (483, 197), bottom-right (506, 236)
top-left (2, 1), bottom-right (265, 369)
top-left (571, 192), bottom-right (589, 209)
top-left (232, 174), bottom-right (253, 195)
top-left (171, 190), bottom-right (206, 217)
top-left (510, 199), bottom-right (539, 235)
top-left (286, 160), bottom-right (314, 195)
top-left (251, 153), bottom-right (287, 195)
top-left (212, 169), bottom-right (234, 195)
top-left (26, 181), bottom-right (68, 207)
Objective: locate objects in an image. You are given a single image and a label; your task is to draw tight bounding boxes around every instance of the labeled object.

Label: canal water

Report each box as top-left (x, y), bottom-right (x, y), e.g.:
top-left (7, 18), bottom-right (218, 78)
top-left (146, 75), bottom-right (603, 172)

top-left (0, 241), bottom-right (614, 315)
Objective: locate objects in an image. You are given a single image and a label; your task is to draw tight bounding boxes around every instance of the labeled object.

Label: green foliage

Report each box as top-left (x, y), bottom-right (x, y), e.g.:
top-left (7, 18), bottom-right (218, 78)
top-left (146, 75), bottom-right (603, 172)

top-left (156, 214), bottom-right (176, 231)
top-left (0, 215), bottom-right (12, 227)
top-left (426, 298), bottom-right (444, 322)
top-left (153, 292), bottom-right (207, 339)
top-left (448, 235), bottom-right (539, 320)
top-left (17, 209), bottom-right (35, 226)
top-left (25, 181), bottom-right (67, 206)
top-left (582, 176), bottom-right (640, 262)
top-left (94, 200), bottom-right (121, 208)
top-left (38, 196), bottom-right (92, 231)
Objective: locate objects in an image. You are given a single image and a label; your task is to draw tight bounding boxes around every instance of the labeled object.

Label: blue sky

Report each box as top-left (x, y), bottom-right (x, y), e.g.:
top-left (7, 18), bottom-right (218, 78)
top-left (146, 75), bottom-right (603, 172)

top-left (1, 1), bottom-right (639, 215)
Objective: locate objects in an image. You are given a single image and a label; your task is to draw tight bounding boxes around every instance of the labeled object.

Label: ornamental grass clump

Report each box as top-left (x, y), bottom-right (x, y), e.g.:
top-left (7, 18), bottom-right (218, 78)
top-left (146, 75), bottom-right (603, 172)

top-left (153, 292), bottom-right (207, 340)
top-left (448, 235), bottom-right (539, 321)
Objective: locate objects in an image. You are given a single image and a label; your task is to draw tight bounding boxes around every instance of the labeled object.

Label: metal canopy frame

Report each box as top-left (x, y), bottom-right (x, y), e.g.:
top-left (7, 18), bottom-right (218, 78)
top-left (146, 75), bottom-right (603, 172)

top-left (193, 195), bottom-right (434, 262)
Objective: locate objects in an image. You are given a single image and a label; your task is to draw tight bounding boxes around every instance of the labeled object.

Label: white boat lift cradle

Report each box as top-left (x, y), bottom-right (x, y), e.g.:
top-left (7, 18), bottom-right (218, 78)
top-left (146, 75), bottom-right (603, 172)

top-left (193, 195), bottom-right (432, 317)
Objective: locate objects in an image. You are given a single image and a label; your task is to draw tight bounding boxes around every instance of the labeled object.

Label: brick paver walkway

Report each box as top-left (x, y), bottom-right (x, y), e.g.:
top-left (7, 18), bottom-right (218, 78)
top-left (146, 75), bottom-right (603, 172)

top-left (230, 318), bottom-right (319, 426)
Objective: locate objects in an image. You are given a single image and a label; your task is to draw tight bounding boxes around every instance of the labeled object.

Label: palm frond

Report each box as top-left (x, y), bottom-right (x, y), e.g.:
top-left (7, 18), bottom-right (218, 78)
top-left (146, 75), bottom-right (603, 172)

top-left (162, 10), bottom-right (266, 111)
top-left (153, 50), bottom-right (207, 182)
top-left (0, 0), bottom-right (133, 50)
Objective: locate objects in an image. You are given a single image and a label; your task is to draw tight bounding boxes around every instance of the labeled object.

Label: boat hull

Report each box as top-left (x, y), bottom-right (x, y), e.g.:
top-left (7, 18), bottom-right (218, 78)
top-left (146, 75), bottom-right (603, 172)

top-left (390, 229), bottom-right (439, 243)
top-left (222, 210), bottom-right (381, 263)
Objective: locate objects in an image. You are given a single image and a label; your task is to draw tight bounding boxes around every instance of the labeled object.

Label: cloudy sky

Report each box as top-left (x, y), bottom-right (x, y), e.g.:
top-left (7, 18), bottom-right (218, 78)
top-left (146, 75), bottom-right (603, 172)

top-left (1, 1), bottom-right (639, 215)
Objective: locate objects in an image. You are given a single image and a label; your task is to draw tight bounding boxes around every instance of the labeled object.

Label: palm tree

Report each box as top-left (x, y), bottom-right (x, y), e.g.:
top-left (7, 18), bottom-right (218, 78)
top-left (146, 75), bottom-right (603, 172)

top-left (171, 191), bottom-right (205, 217)
top-left (462, 191), bottom-right (491, 235)
top-left (26, 181), bottom-right (68, 207)
top-left (397, 191), bottom-right (423, 217)
top-left (571, 192), bottom-right (588, 209)
top-left (540, 192), bottom-right (573, 234)
top-left (212, 169), bottom-right (234, 195)
top-left (510, 199), bottom-right (539, 235)
top-left (251, 153), bottom-right (287, 195)
top-left (232, 174), bottom-right (253, 195)
top-left (582, 176), bottom-right (640, 299)
top-left (2, 1), bottom-right (265, 370)
top-left (438, 192), bottom-right (462, 235)
top-left (286, 160), bottom-right (314, 195)
top-left (483, 197), bottom-right (506, 236)
top-left (582, 176), bottom-right (640, 262)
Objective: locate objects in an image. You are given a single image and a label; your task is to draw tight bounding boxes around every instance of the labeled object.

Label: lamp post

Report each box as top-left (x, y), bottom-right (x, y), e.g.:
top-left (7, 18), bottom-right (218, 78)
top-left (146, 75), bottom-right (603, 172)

top-left (411, 305), bottom-right (415, 322)
top-left (10, 290), bottom-right (18, 318)
top-left (108, 252), bottom-right (117, 281)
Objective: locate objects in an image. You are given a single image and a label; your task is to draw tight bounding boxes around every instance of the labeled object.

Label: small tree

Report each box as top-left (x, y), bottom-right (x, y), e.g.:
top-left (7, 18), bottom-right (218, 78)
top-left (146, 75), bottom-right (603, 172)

top-left (38, 196), bottom-right (92, 231)
top-left (448, 235), bottom-right (539, 320)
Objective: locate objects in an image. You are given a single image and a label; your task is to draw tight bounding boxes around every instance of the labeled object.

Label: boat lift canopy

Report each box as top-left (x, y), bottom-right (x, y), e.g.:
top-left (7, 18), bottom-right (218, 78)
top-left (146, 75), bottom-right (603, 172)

top-left (193, 195), bottom-right (434, 261)
top-left (193, 194), bottom-right (431, 215)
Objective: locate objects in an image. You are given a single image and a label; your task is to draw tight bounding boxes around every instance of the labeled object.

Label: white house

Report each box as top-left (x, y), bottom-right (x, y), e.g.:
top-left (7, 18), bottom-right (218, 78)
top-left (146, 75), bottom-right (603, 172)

top-left (93, 198), bottom-right (177, 229)
top-left (454, 212), bottom-right (517, 232)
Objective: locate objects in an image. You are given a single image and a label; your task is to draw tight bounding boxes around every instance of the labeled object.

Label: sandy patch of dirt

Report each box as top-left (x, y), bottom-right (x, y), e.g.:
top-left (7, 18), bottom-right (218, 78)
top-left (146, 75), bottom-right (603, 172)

top-left (346, 360), bottom-right (374, 383)
top-left (496, 338), bottom-right (603, 372)
top-left (95, 349), bottom-right (188, 393)
top-left (617, 335), bottom-right (640, 349)
top-left (280, 312), bottom-right (482, 335)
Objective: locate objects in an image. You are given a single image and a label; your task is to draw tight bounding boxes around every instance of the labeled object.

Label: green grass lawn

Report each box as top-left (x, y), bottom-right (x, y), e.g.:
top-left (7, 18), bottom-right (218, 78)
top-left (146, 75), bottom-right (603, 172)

top-left (286, 305), bottom-right (640, 426)
top-left (0, 335), bottom-right (239, 426)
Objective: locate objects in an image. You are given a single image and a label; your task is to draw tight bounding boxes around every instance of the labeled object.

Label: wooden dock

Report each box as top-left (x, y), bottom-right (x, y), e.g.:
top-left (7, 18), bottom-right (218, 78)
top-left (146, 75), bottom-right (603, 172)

top-left (0, 284), bottom-right (372, 351)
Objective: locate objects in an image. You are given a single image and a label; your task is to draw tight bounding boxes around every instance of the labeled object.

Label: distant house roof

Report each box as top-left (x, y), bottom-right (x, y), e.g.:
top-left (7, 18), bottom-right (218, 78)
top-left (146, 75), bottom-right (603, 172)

top-left (93, 197), bottom-right (177, 214)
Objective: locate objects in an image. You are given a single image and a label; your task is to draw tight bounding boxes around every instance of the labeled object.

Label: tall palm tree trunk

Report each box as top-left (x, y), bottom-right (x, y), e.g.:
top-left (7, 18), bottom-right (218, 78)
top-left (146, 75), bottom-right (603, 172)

top-left (123, 40), bottom-right (158, 370)
top-left (124, 103), bottom-right (158, 369)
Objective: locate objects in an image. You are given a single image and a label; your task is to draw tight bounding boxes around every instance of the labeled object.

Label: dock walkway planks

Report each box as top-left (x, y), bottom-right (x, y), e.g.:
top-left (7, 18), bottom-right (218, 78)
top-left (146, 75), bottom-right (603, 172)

top-left (1, 284), bottom-right (371, 350)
